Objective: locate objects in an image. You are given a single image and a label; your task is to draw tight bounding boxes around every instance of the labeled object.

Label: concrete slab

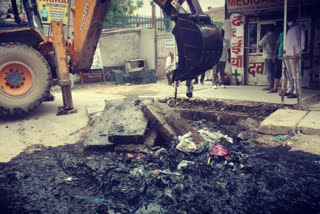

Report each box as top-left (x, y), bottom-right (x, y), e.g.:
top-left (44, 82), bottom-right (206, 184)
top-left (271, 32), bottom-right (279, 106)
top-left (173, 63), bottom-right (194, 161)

top-left (84, 116), bottom-right (115, 152)
top-left (309, 103), bottom-right (320, 111)
top-left (85, 103), bottom-right (105, 116)
top-left (297, 111), bottom-right (320, 135)
top-left (107, 99), bottom-right (148, 144)
top-left (84, 98), bottom-right (148, 152)
top-left (259, 109), bottom-right (308, 135)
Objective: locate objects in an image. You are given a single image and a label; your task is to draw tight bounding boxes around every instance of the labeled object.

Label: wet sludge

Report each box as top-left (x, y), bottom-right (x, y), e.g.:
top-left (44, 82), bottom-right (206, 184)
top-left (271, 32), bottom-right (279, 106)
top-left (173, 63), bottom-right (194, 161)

top-left (1, 121), bottom-right (320, 214)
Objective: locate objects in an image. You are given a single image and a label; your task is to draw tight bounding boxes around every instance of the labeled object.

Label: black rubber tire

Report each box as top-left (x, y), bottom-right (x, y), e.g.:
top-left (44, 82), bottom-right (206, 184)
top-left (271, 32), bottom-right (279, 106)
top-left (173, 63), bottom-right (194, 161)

top-left (0, 43), bottom-right (51, 117)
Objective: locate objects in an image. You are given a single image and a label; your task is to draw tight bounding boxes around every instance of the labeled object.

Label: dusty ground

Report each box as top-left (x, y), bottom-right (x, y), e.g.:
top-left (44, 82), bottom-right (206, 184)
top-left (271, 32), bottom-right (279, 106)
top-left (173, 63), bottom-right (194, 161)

top-left (0, 81), bottom-right (206, 163)
top-left (0, 81), bottom-right (320, 163)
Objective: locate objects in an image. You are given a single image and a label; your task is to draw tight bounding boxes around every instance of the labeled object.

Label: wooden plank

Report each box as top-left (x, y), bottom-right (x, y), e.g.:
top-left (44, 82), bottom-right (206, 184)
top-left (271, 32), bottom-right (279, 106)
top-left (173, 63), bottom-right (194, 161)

top-left (141, 100), bottom-right (204, 144)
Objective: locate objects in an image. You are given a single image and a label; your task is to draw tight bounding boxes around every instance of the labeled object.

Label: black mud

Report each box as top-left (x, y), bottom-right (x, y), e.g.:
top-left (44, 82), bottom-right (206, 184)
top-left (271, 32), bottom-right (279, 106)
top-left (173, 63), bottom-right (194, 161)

top-left (164, 98), bottom-right (291, 119)
top-left (1, 121), bottom-right (320, 214)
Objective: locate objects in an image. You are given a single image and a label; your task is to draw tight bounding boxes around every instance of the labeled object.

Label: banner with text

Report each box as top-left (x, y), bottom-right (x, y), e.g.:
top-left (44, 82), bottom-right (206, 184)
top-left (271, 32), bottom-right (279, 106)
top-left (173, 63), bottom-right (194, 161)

top-left (91, 43), bottom-right (104, 70)
top-left (230, 13), bottom-right (245, 84)
top-left (37, 0), bottom-right (69, 25)
top-left (227, 0), bottom-right (317, 13)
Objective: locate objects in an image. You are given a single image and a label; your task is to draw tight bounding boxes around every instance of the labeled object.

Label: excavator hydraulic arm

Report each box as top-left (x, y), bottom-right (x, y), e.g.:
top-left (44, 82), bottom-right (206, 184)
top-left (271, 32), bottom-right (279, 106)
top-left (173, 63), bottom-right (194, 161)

top-left (68, 0), bottom-right (111, 73)
top-left (51, 0), bottom-right (111, 115)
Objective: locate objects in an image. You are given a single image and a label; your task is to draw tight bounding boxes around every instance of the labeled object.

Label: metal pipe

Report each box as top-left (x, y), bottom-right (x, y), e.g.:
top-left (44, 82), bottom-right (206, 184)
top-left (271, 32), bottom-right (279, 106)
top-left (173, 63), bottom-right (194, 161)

top-left (281, 0), bottom-right (288, 104)
top-left (297, 0), bottom-right (303, 109)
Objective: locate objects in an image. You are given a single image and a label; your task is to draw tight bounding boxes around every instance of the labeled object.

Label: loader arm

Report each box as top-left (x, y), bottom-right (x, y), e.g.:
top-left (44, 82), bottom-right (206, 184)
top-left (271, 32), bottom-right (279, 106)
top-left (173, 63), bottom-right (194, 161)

top-left (68, 0), bottom-right (111, 73)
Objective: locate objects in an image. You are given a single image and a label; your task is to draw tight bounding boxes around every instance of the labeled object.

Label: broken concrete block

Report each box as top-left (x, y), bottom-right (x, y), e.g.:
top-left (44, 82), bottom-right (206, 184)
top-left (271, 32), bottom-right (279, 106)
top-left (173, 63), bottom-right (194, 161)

top-left (107, 99), bottom-right (148, 144)
top-left (297, 111), bottom-right (320, 135)
top-left (259, 109), bottom-right (308, 135)
top-left (142, 100), bottom-right (203, 144)
top-left (85, 98), bottom-right (149, 151)
top-left (85, 103), bottom-right (105, 117)
top-left (84, 116), bottom-right (115, 152)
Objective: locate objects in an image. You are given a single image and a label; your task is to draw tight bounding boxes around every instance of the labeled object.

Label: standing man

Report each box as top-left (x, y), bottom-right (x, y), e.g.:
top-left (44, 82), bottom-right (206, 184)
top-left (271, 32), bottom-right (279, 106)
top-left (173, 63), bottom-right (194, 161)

top-left (40, 5), bottom-right (49, 22)
top-left (270, 31), bottom-right (284, 93)
top-left (284, 19), bottom-right (305, 98)
top-left (259, 26), bottom-right (277, 91)
top-left (213, 29), bottom-right (231, 89)
top-left (165, 52), bottom-right (176, 85)
top-left (194, 73), bottom-right (205, 85)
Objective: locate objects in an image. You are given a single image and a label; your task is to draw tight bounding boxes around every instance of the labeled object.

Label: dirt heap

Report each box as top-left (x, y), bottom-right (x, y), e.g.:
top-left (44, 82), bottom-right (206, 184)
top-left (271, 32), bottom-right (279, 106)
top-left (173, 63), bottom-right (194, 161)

top-left (1, 121), bottom-right (320, 214)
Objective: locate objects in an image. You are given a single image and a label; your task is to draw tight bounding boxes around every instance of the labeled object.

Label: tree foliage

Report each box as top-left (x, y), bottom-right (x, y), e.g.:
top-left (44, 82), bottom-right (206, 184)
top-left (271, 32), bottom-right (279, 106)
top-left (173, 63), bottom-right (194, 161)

top-left (108, 0), bottom-right (144, 16)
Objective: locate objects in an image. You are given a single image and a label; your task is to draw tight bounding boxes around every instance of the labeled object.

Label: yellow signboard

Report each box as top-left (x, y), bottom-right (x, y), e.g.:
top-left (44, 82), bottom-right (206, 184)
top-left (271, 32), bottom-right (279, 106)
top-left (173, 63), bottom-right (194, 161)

top-left (37, 0), bottom-right (69, 25)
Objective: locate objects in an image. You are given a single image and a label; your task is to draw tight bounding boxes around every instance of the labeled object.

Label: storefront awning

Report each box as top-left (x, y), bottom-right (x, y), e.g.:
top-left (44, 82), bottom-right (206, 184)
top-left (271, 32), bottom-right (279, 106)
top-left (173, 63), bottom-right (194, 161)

top-left (227, 0), bottom-right (318, 14)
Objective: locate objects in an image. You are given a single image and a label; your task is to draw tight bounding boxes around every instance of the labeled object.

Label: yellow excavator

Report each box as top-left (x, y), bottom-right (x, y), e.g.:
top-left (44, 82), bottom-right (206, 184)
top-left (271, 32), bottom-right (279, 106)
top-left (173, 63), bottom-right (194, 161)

top-left (0, 0), bottom-right (222, 117)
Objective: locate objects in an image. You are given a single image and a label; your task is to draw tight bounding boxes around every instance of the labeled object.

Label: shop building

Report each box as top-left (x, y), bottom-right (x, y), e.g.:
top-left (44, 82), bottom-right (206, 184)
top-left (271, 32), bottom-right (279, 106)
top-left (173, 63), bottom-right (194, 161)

top-left (226, 0), bottom-right (320, 89)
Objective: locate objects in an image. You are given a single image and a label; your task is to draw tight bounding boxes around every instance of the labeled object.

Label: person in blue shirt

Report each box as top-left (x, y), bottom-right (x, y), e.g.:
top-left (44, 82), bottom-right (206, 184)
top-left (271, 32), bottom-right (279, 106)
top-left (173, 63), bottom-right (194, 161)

top-left (40, 5), bottom-right (48, 22)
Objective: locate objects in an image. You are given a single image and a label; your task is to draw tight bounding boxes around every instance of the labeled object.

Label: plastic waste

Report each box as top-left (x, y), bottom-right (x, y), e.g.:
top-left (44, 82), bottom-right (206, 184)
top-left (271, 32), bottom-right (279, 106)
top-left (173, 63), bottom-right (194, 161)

top-left (154, 148), bottom-right (168, 157)
top-left (178, 132), bottom-right (193, 142)
top-left (129, 204), bottom-right (140, 213)
top-left (273, 134), bottom-right (293, 142)
top-left (210, 144), bottom-right (230, 157)
top-left (199, 129), bottom-right (233, 144)
top-left (176, 139), bottom-right (198, 153)
top-left (74, 195), bottom-right (107, 204)
top-left (177, 160), bottom-right (195, 170)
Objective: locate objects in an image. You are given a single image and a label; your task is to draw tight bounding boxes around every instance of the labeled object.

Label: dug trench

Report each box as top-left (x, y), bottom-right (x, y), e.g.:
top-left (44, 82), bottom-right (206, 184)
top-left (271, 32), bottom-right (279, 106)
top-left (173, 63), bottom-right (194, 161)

top-left (1, 98), bottom-right (320, 214)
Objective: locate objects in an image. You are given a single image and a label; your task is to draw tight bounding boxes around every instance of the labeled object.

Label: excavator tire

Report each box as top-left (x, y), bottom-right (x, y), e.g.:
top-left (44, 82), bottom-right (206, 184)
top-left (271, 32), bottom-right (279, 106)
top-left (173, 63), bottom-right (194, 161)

top-left (0, 43), bottom-right (51, 117)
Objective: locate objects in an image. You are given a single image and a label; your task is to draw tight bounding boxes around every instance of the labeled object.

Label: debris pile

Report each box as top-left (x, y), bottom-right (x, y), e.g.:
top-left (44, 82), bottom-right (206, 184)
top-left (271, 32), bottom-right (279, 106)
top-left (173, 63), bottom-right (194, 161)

top-left (84, 98), bottom-right (204, 154)
top-left (1, 120), bottom-right (320, 214)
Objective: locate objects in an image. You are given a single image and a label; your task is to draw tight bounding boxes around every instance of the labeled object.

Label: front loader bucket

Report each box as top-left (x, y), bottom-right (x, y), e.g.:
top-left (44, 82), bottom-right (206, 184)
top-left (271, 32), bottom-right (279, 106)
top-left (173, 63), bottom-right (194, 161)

top-left (172, 14), bottom-right (223, 82)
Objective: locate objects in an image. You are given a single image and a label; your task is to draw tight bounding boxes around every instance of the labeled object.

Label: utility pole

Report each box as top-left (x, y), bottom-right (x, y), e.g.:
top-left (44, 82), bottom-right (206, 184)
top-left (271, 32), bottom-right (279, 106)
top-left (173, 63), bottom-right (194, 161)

top-left (152, 2), bottom-right (156, 29)
top-left (152, 2), bottom-right (158, 75)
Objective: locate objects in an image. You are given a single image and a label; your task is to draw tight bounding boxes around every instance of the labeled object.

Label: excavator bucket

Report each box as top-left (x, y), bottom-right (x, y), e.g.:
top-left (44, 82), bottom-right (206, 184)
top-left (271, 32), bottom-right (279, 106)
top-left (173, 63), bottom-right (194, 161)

top-left (154, 0), bottom-right (223, 82)
top-left (172, 13), bottom-right (222, 81)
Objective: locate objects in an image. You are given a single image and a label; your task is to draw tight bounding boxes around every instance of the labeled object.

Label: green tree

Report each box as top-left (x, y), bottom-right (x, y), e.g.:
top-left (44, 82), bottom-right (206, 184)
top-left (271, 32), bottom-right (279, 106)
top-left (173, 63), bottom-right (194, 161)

top-left (105, 0), bottom-right (144, 28)
top-left (108, 0), bottom-right (143, 16)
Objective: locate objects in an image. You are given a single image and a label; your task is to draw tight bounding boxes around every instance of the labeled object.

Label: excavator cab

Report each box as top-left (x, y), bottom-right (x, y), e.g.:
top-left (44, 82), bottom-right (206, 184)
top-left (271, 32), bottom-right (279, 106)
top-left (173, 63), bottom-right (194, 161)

top-left (154, 0), bottom-right (223, 82)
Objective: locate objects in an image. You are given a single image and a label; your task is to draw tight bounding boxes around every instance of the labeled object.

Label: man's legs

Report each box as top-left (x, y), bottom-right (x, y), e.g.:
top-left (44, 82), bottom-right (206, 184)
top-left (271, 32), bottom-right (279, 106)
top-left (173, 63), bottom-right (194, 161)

top-left (219, 61), bottom-right (226, 87)
top-left (213, 62), bottom-right (222, 87)
top-left (265, 59), bottom-right (274, 90)
top-left (165, 70), bottom-right (174, 85)
top-left (200, 73), bottom-right (205, 84)
top-left (285, 58), bottom-right (295, 94)
top-left (193, 76), bottom-right (199, 84)
top-left (270, 58), bottom-right (282, 93)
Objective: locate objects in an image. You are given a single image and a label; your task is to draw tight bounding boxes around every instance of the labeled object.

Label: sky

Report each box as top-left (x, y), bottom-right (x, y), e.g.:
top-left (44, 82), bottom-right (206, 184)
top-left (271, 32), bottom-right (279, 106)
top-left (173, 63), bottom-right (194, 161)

top-left (135, 0), bottom-right (225, 16)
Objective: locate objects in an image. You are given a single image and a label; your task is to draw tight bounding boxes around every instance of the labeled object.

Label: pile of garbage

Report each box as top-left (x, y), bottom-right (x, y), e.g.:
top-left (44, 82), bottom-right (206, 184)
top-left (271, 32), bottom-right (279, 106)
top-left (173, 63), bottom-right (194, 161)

top-left (1, 120), bottom-right (320, 214)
